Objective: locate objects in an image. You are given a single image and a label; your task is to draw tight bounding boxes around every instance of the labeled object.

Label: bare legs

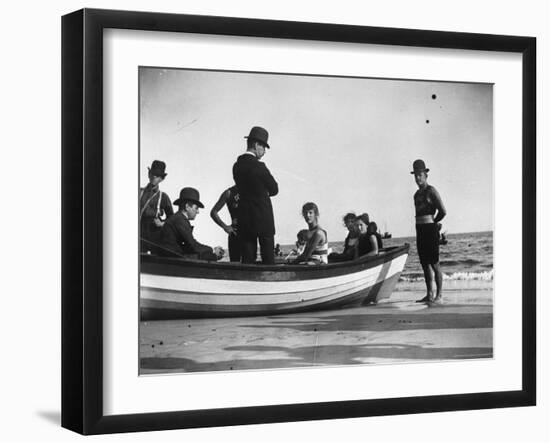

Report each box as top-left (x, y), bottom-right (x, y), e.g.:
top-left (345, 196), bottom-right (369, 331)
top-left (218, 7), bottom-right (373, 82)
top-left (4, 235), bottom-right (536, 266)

top-left (417, 262), bottom-right (443, 304)
top-left (432, 262), bottom-right (443, 302)
top-left (421, 263), bottom-right (434, 300)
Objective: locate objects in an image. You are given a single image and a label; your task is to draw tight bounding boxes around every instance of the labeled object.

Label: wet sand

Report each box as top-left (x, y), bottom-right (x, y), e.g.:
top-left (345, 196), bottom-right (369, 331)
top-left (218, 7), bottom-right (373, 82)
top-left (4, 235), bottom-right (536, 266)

top-left (140, 289), bottom-right (493, 374)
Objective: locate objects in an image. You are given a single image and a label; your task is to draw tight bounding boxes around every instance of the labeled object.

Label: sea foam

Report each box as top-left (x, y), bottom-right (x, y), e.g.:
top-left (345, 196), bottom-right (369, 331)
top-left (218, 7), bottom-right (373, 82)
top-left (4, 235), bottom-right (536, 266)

top-left (400, 269), bottom-right (493, 282)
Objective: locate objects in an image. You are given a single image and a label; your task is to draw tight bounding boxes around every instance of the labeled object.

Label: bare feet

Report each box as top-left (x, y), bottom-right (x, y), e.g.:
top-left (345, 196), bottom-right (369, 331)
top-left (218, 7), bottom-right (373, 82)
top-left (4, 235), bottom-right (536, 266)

top-left (416, 295), bottom-right (430, 303)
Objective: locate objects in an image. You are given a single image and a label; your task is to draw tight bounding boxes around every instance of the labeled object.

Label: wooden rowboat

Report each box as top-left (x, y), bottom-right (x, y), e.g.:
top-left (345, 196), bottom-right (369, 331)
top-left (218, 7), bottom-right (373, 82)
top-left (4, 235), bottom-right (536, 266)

top-left (140, 244), bottom-right (409, 320)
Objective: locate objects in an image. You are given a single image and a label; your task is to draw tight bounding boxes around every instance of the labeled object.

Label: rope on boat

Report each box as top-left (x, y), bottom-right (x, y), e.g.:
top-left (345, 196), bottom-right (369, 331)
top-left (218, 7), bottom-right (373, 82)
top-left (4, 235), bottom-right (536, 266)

top-left (140, 237), bottom-right (187, 259)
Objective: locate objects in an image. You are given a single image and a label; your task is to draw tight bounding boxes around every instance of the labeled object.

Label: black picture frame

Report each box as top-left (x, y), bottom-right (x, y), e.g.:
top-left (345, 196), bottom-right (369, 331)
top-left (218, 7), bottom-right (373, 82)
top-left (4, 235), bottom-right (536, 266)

top-left (61, 8), bottom-right (536, 435)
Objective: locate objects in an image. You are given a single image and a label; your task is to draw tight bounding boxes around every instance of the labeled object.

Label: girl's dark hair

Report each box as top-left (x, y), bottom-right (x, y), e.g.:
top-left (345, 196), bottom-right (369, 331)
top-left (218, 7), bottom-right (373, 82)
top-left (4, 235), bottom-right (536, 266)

top-left (367, 221), bottom-right (378, 234)
top-left (302, 202), bottom-right (319, 216)
top-left (343, 212), bottom-right (356, 223)
top-left (357, 213), bottom-right (370, 225)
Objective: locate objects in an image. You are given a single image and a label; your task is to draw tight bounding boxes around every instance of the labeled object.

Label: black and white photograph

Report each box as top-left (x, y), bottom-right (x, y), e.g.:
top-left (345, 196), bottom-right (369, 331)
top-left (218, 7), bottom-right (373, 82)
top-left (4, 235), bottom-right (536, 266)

top-left (2, 0), bottom-right (545, 440)
top-left (138, 67), bottom-right (493, 375)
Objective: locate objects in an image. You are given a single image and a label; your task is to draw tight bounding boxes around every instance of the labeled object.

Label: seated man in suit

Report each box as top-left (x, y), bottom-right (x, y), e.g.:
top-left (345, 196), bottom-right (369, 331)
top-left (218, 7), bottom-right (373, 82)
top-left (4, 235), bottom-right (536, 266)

top-left (159, 187), bottom-right (224, 261)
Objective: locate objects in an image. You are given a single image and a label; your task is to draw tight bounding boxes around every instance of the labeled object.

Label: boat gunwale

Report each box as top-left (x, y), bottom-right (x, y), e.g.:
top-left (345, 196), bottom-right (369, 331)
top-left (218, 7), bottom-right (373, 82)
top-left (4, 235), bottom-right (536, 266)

top-left (140, 244), bottom-right (410, 277)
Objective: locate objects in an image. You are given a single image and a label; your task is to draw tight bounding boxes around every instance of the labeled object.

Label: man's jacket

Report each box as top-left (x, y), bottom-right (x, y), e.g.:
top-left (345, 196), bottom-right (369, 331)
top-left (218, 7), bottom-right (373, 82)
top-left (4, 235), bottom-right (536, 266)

top-left (159, 212), bottom-right (218, 261)
top-left (232, 153), bottom-right (278, 237)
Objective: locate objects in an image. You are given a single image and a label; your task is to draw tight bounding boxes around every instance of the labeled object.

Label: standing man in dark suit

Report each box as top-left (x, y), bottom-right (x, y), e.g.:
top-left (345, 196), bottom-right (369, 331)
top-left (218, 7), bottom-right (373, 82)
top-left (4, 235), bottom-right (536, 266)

top-left (233, 126), bottom-right (279, 264)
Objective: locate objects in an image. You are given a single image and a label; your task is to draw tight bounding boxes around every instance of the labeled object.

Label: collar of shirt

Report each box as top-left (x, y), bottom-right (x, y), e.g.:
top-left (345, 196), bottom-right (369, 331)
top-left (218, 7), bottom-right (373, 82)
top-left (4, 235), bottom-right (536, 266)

top-left (178, 210), bottom-right (194, 227)
top-left (145, 183), bottom-right (159, 193)
top-left (243, 151), bottom-right (257, 158)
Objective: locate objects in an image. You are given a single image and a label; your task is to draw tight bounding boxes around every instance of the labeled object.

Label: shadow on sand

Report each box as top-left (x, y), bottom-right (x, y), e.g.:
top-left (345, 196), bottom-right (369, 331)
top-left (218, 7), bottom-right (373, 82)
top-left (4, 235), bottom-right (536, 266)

top-left (141, 341), bottom-right (492, 373)
top-left (140, 305), bottom-right (493, 374)
top-left (242, 310), bottom-right (492, 333)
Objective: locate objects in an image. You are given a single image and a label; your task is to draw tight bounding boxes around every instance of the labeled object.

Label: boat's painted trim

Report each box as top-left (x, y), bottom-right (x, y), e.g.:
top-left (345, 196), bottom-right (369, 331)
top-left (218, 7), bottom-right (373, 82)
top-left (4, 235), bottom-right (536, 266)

top-left (140, 245), bottom-right (409, 282)
top-left (140, 254), bottom-right (406, 304)
top-left (140, 273), bottom-right (402, 319)
top-left (139, 246), bottom-right (409, 319)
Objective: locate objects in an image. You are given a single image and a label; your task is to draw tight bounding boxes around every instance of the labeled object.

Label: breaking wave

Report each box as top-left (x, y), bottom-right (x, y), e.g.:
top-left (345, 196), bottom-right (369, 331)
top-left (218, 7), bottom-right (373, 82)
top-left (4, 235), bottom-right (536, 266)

top-left (400, 269), bottom-right (494, 282)
top-left (439, 259), bottom-right (482, 266)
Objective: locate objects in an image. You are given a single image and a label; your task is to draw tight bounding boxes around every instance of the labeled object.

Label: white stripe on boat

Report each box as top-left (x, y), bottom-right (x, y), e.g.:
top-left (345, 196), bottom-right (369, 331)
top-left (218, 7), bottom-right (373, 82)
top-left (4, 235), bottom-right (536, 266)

top-left (141, 254), bottom-right (407, 306)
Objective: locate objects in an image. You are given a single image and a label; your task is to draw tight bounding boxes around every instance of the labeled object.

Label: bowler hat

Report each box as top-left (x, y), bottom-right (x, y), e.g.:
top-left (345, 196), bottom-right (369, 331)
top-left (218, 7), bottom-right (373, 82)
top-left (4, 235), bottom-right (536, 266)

top-left (173, 187), bottom-right (204, 208)
top-left (245, 126), bottom-right (270, 148)
top-left (410, 159), bottom-right (430, 174)
top-left (148, 160), bottom-right (167, 178)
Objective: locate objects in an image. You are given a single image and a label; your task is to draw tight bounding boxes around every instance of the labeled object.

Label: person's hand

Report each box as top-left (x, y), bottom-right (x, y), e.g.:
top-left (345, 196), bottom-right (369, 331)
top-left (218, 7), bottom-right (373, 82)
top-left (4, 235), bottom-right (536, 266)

top-left (223, 225), bottom-right (237, 236)
top-left (213, 246), bottom-right (225, 258)
top-left (437, 223), bottom-right (442, 231)
top-left (153, 217), bottom-right (164, 228)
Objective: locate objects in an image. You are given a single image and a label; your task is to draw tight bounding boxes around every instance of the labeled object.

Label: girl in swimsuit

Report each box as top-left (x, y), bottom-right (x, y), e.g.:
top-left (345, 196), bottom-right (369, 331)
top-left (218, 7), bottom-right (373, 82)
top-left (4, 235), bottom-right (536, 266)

top-left (291, 202), bottom-right (329, 265)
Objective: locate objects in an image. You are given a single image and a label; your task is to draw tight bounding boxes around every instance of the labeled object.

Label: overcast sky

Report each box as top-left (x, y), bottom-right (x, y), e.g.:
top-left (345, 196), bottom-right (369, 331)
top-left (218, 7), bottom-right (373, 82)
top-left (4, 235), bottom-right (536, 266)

top-left (139, 67), bottom-right (493, 247)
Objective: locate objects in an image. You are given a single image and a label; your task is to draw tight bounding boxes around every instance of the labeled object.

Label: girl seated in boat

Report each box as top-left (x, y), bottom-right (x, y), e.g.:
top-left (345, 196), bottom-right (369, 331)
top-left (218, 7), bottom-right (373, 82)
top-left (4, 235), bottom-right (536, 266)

top-left (328, 212), bottom-right (360, 263)
top-left (290, 202), bottom-right (329, 265)
top-left (355, 216), bottom-right (383, 258)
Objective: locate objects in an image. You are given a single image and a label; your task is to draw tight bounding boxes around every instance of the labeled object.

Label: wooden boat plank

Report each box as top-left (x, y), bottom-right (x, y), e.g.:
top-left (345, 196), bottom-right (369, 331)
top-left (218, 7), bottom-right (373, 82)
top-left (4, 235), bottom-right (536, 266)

top-left (139, 245), bottom-right (409, 319)
top-left (140, 245), bottom-right (409, 282)
top-left (140, 254), bottom-right (406, 297)
top-left (140, 273), bottom-right (401, 320)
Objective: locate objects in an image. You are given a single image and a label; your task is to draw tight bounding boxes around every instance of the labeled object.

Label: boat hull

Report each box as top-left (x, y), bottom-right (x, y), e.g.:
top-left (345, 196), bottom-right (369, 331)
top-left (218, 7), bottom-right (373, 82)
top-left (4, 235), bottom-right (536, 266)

top-left (140, 245), bottom-right (409, 319)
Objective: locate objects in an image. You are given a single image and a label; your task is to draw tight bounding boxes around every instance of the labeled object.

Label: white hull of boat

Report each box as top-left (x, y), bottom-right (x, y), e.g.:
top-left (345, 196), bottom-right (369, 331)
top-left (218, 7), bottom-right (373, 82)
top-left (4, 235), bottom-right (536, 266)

top-left (140, 248), bottom-right (408, 319)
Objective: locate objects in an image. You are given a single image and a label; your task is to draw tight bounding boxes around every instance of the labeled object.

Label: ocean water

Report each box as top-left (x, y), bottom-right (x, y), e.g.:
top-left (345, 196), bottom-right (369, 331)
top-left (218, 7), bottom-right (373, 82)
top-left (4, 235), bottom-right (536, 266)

top-left (280, 230), bottom-right (493, 292)
top-left (383, 231), bottom-right (493, 291)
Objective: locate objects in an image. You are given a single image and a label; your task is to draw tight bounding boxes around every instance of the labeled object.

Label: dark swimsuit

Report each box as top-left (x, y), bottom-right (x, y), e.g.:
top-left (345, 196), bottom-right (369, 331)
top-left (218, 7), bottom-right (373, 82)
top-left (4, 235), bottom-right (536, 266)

top-left (415, 224), bottom-right (439, 265)
top-left (226, 186), bottom-right (241, 262)
top-left (414, 185), bottom-right (440, 265)
top-left (357, 230), bottom-right (383, 257)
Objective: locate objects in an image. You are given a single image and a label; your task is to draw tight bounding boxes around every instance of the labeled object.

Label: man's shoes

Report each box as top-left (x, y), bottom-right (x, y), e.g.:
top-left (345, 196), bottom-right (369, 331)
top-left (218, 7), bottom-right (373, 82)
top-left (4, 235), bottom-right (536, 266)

top-left (415, 295), bottom-right (430, 303)
top-left (431, 296), bottom-right (443, 305)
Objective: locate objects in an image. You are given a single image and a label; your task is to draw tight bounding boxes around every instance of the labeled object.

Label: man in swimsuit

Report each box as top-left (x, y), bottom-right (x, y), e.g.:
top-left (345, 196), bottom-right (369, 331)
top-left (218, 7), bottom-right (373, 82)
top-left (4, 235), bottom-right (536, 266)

top-left (411, 159), bottom-right (447, 305)
top-left (210, 185), bottom-right (241, 261)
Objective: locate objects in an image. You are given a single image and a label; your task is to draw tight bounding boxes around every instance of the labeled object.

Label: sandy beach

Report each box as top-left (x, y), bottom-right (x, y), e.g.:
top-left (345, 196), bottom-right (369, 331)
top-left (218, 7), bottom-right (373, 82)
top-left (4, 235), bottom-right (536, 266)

top-left (140, 289), bottom-right (493, 374)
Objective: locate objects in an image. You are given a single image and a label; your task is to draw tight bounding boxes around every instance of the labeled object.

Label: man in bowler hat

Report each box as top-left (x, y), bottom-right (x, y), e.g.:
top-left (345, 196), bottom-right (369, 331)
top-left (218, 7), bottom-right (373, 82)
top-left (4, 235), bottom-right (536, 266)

top-left (233, 126), bottom-right (279, 264)
top-left (159, 187), bottom-right (224, 261)
top-left (411, 159), bottom-right (447, 305)
top-left (139, 160), bottom-right (174, 252)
